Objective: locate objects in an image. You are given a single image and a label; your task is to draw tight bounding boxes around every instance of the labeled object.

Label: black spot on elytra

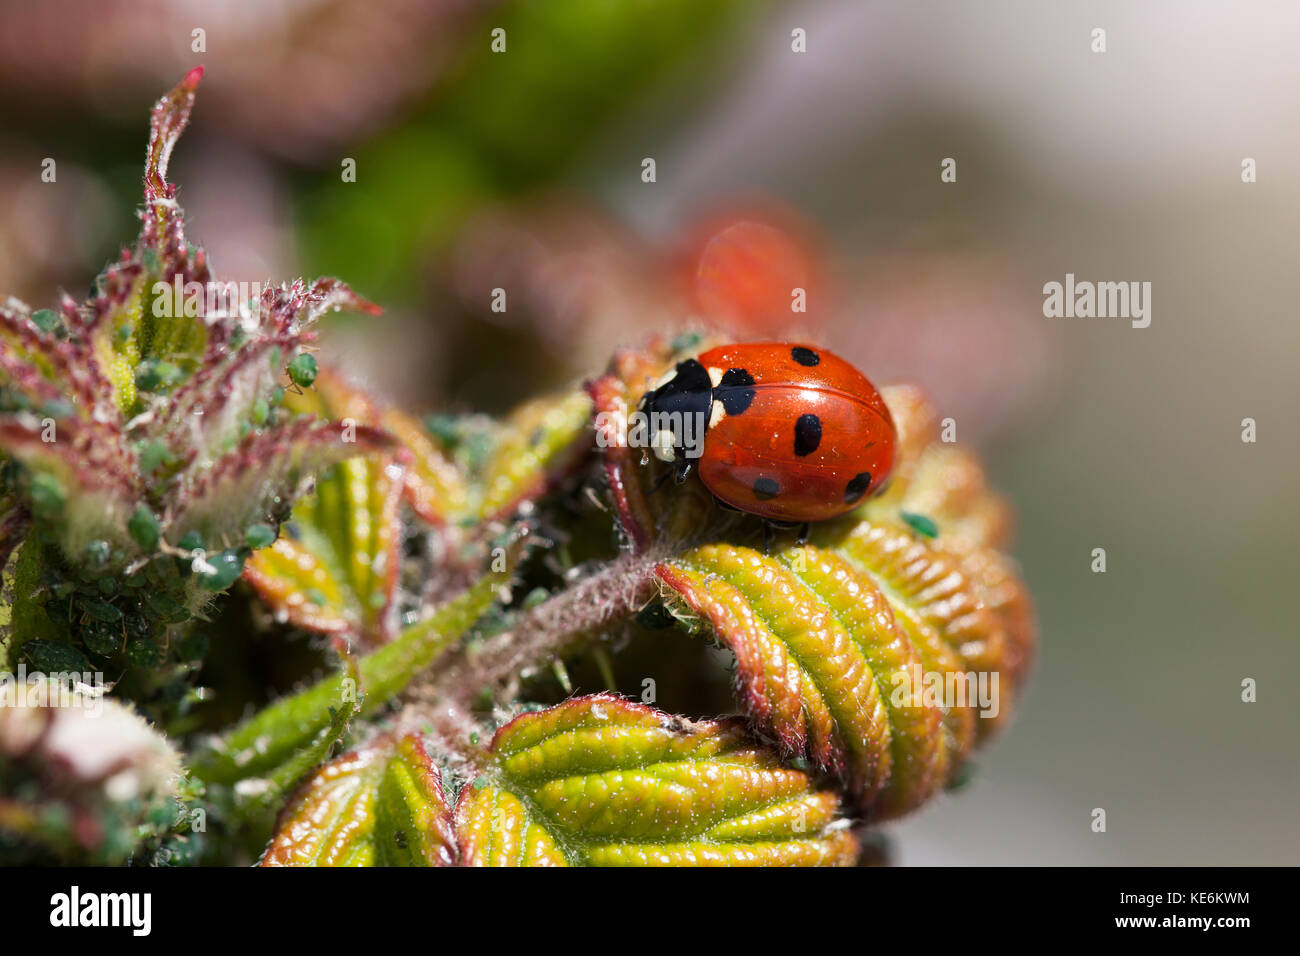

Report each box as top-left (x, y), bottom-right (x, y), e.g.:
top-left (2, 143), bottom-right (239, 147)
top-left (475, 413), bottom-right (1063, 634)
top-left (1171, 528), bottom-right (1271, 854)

top-left (791, 346), bottom-right (820, 367)
top-left (752, 476), bottom-right (780, 500)
top-left (793, 413), bottom-right (821, 456)
top-left (844, 471), bottom-right (872, 504)
top-left (715, 367), bottom-right (756, 415)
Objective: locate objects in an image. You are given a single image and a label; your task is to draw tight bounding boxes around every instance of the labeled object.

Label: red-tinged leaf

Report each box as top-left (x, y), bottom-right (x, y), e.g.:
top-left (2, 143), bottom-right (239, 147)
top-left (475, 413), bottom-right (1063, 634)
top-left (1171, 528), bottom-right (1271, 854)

top-left (169, 417), bottom-right (394, 548)
top-left (0, 301), bottom-right (124, 436)
top-left (0, 414), bottom-right (139, 505)
top-left (455, 694), bottom-right (858, 867)
top-left (261, 734), bottom-right (455, 867)
top-left (150, 338), bottom-right (287, 461)
top-left (144, 66), bottom-right (203, 205)
top-left (255, 277), bottom-right (380, 342)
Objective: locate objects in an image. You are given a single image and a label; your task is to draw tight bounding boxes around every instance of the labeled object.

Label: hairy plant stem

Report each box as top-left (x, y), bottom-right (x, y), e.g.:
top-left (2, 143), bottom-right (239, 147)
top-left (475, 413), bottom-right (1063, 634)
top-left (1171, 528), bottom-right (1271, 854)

top-left (401, 549), bottom-right (665, 768)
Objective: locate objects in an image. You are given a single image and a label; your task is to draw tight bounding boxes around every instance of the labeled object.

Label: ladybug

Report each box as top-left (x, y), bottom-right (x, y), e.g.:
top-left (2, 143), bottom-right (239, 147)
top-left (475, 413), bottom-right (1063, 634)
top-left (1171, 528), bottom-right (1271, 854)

top-left (637, 342), bottom-right (896, 540)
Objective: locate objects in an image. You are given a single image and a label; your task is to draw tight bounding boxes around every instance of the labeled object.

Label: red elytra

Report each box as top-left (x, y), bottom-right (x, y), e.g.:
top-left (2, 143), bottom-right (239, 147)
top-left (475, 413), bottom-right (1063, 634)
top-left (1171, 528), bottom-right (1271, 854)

top-left (637, 342), bottom-right (896, 524)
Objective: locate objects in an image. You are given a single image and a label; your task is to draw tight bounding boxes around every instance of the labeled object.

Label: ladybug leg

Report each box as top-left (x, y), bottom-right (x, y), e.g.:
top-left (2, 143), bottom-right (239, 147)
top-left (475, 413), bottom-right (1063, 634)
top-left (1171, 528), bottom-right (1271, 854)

top-left (673, 459), bottom-right (693, 484)
top-left (762, 520), bottom-right (774, 554)
top-left (795, 522), bottom-right (811, 547)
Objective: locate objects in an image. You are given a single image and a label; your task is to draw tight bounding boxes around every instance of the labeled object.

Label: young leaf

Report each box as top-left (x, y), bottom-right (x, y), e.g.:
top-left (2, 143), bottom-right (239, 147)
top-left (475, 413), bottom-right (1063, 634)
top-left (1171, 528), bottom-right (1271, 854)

top-left (0, 72), bottom-right (389, 655)
top-left (260, 734), bottom-right (455, 867)
top-left (456, 694), bottom-right (858, 866)
top-left (244, 454), bottom-right (405, 643)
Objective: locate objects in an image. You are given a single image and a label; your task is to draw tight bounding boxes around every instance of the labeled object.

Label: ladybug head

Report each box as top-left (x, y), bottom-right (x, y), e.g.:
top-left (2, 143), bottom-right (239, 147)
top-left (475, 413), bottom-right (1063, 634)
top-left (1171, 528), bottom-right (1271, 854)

top-left (636, 359), bottom-right (713, 463)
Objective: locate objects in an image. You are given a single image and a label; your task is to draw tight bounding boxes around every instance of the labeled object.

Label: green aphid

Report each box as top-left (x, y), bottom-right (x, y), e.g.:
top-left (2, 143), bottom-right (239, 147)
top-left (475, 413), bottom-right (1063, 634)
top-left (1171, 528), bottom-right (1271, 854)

top-left (125, 636), bottom-right (164, 668)
top-left (137, 440), bottom-right (175, 473)
top-left (145, 592), bottom-right (187, 622)
top-left (636, 602), bottom-right (675, 630)
top-left (424, 412), bottom-right (462, 448)
top-left (244, 522), bottom-right (276, 550)
top-left (81, 620), bottom-right (122, 657)
top-left (900, 510), bottom-right (939, 539)
top-left (176, 530), bottom-right (205, 553)
top-left (198, 549), bottom-right (246, 591)
top-left (250, 397), bottom-right (270, 426)
top-left (43, 598), bottom-right (71, 626)
top-left (135, 359), bottom-right (183, 392)
top-left (83, 600), bottom-right (123, 623)
top-left (128, 505), bottom-right (162, 551)
top-left (287, 353), bottom-right (318, 388)
top-left (29, 308), bottom-right (59, 333)
top-left (946, 760), bottom-right (977, 792)
top-left (24, 640), bottom-right (91, 675)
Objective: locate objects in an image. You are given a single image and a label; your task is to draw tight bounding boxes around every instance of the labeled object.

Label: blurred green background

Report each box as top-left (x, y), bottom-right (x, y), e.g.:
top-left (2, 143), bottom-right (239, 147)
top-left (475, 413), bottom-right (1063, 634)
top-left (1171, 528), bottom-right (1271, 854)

top-left (0, 0), bottom-right (1295, 863)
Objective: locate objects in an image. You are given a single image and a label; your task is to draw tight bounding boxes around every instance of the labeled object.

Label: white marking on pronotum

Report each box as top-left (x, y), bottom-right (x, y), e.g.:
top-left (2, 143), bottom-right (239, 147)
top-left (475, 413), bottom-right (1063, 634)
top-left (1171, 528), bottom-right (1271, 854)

top-left (709, 399), bottom-right (726, 428)
top-left (707, 366), bottom-right (724, 387)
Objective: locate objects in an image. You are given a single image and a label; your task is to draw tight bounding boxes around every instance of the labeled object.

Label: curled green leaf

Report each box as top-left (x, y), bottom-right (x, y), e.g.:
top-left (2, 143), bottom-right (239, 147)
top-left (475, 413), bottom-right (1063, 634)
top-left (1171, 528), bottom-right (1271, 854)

top-left (456, 694), bottom-right (858, 866)
top-left (261, 734), bottom-right (455, 866)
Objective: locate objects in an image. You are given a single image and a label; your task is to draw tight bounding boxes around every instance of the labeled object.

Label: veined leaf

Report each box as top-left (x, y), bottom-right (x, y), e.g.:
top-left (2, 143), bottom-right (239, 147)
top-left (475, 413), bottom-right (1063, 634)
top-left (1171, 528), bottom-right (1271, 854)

top-left (456, 694), bottom-right (858, 866)
top-left (244, 454), bottom-right (405, 642)
top-left (657, 542), bottom-right (953, 818)
top-left (591, 342), bottom-right (1035, 820)
top-left (261, 734), bottom-right (455, 867)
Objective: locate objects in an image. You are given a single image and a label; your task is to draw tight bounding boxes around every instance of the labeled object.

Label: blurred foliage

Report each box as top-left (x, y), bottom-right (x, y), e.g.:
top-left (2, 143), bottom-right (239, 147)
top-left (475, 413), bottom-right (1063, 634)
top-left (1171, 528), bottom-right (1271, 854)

top-left (296, 0), bottom-right (751, 299)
